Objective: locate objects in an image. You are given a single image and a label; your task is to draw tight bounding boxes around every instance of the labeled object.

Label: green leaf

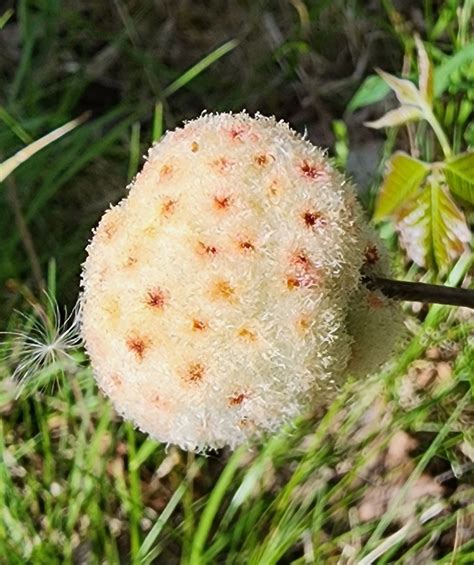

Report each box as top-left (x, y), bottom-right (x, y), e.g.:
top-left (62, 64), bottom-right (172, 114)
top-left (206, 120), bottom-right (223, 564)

top-left (444, 152), bottom-right (474, 204)
top-left (430, 183), bottom-right (470, 273)
top-left (364, 105), bottom-right (423, 129)
top-left (374, 152), bottom-right (430, 221)
top-left (396, 183), bottom-right (471, 274)
top-left (415, 35), bottom-right (433, 104)
top-left (434, 42), bottom-right (474, 96)
top-left (347, 75), bottom-right (390, 112)
top-left (376, 68), bottom-right (423, 107)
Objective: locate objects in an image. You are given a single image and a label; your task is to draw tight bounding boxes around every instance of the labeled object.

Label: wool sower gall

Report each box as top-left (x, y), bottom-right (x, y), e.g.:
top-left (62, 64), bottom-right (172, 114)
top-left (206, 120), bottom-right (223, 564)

top-left (80, 112), bottom-right (404, 451)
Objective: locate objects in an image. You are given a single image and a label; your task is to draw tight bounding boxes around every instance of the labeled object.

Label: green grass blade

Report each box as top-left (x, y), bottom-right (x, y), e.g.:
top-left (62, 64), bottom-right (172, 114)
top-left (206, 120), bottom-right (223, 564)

top-left (0, 107), bottom-right (33, 144)
top-left (162, 39), bottom-right (239, 98)
top-left (360, 391), bottom-right (470, 556)
top-left (0, 8), bottom-right (14, 28)
top-left (152, 102), bottom-right (163, 143)
top-left (128, 121), bottom-right (141, 181)
top-left (189, 446), bottom-right (245, 564)
top-left (137, 460), bottom-right (203, 563)
top-left (0, 114), bottom-right (89, 184)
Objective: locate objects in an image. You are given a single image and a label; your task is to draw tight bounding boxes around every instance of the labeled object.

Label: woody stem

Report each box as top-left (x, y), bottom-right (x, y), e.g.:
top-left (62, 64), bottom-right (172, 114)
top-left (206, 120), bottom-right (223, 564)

top-left (363, 276), bottom-right (474, 309)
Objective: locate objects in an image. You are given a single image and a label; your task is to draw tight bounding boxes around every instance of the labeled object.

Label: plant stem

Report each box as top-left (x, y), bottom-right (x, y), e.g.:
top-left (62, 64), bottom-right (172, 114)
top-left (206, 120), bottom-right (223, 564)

top-left (364, 275), bottom-right (474, 308)
top-left (424, 108), bottom-right (452, 159)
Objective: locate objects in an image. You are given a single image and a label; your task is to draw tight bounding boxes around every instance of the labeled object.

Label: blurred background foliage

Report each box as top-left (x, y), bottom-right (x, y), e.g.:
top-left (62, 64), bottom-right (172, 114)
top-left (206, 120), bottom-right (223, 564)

top-left (0, 0), bottom-right (440, 314)
top-left (1, 0), bottom-right (472, 317)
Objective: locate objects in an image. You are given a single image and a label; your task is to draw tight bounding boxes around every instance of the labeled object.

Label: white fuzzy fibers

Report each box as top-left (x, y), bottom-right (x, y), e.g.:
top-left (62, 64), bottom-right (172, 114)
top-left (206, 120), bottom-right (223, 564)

top-left (81, 112), bottom-right (403, 451)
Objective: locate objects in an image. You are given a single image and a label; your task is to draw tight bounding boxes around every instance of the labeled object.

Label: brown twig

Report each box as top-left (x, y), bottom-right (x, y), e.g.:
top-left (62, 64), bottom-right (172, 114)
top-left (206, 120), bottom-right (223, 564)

top-left (364, 275), bottom-right (474, 309)
top-left (5, 176), bottom-right (45, 293)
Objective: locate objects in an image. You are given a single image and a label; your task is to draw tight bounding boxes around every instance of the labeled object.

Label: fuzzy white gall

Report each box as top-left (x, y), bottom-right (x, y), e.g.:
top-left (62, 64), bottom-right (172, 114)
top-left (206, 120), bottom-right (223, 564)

top-left (81, 112), bottom-right (403, 451)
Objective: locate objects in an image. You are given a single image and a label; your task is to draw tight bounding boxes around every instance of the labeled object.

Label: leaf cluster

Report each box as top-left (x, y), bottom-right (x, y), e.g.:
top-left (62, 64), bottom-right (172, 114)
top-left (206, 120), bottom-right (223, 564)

top-left (359, 37), bottom-right (473, 275)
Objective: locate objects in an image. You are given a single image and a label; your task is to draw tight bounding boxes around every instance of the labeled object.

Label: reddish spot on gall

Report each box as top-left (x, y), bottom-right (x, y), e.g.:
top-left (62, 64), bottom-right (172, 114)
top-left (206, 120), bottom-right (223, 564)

top-left (287, 277), bottom-right (302, 289)
top-left (238, 328), bottom-right (256, 341)
top-left (197, 241), bottom-right (218, 256)
top-left (126, 336), bottom-right (149, 361)
top-left (287, 251), bottom-right (322, 289)
top-left (104, 223), bottom-right (117, 240)
top-left (191, 141), bottom-right (199, 152)
top-left (228, 125), bottom-right (259, 142)
top-left (212, 280), bottom-right (235, 301)
top-left (364, 244), bottom-right (380, 265)
top-left (297, 317), bottom-right (311, 334)
top-left (214, 195), bottom-right (232, 210)
top-left (268, 180), bottom-right (281, 197)
top-left (293, 252), bottom-right (309, 266)
top-left (145, 288), bottom-right (166, 310)
top-left (212, 156), bottom-right (234, 173)
top-left (229, 392), bottom-right (247, 406)
top-left (239, 239), bottom-right (255, 252)
top-left (300, 160), bottom-right (324, 179)
top-left (367, 293), bottom-right (384, 309)
top-left (303, 210), bottom-right (326, 228)
top-left (238, 417), bottom-right (255, 429)
top-left (192, 319), bottom-right (207, 331)
top-left (101, 210), bottom-right (123, 240)
top-left (110, 374), bottom-right (123, 387)
top-left (160, 164), bottom-right (173, 176)
top-left (125, 256), bottom-right (138, 268)
top-left (254, 153), bottom-right (271, 167)
top-left (228, 125), bottom-right (246, 140)
top-left (186, 362), bottom-right (205, 383)
top-left (161, 199), bottom-right (177, 217)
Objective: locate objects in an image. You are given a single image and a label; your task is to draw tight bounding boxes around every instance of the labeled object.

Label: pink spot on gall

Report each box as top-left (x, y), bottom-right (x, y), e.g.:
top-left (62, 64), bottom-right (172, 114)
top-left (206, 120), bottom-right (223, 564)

top-left (214, 194), bottom-right (232, 210)
top-left (161, 199), bottom-right (177, 217)
top-left (364, 244), bottom-right (380, 265)
top-left (287, 251), bottom-right (322, 289)
top-left (212, 157), bottom-right (234, 173)
top-left (185, 362), bottom-right (205, 383)
top-left (303, 210), bottom-right (326, 228)
top-left (145, 288), bottom-right (166, 310)
top-left (300, 160), bottom-right (324, 179)
top-left (229, 392), bottom-right (247, 406)
top-left (192, 319), bottom-right (207, 331)
top-left (197, 241), bottom-right (218, 256)
top-left (126, 336), bottom-right (150, 361)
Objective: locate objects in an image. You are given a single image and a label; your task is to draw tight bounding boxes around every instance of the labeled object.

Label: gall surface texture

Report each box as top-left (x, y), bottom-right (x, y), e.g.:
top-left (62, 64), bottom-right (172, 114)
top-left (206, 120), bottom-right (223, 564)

top-left (81, 112), bottom-right (403, 450)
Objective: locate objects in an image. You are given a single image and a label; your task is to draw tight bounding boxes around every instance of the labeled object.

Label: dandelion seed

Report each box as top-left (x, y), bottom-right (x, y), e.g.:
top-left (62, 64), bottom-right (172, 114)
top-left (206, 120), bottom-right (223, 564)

top-left (1, 293), bottom-right (82, 393)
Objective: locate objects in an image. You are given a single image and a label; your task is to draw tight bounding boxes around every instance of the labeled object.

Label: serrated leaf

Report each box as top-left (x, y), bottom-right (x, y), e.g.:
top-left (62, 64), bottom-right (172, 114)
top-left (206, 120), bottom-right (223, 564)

top-left (0, 114), bottom-right (88, 184)
top-left (396, 194), bottom-right (430, 268)
top-left (374, 152), bottom-right (430, 221)
top-left (415, 35), bottom-right (433, 105)
top-left (376, 68), bottom-right (423, 107)
top-left (364, 105), bottom-right (423, 129)
top-left (431, 183), bottom-right (471, 273)
top-left (347, 75), bottom-right (391, 112)
top-left (444, 152), bottom-right (474, 204)
top-left (396, 183), bottom-right (471, 274)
